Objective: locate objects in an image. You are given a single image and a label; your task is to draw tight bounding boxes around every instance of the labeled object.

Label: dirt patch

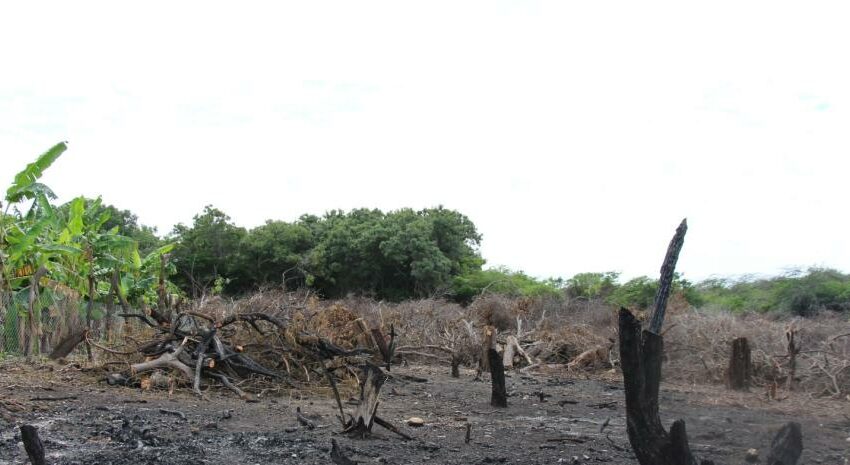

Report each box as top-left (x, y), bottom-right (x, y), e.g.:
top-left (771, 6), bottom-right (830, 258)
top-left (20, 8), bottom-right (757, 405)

top-left (1, 361), bottom-right (847, 464)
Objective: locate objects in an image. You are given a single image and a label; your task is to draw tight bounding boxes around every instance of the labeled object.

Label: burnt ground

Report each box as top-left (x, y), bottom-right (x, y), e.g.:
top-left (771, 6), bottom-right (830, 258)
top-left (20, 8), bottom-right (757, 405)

top-left (1, 361), bottom-right (848, 464)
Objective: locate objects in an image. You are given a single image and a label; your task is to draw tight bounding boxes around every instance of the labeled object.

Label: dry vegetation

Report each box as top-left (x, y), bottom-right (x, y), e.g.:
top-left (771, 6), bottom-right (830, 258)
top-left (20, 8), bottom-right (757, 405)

top-left (95, 289), bottom-right (849, 401)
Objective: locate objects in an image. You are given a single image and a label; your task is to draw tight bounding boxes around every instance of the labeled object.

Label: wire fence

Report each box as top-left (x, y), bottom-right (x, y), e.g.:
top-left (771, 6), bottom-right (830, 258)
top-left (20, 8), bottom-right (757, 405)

top-left (0, 292), bottom-right (138, 357)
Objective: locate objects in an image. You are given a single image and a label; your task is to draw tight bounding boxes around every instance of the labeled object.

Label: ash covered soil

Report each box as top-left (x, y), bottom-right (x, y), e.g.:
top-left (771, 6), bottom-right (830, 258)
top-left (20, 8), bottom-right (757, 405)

top-left (1, 361), bottom-right (847, 464)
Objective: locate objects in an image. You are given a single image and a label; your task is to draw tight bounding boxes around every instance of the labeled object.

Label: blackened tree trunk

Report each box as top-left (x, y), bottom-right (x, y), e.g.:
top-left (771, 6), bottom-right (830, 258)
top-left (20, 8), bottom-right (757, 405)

top-left (488, 348), bottom-right (507, 408)
top-left (620, 308), bottom-right (700, 465)
top-left (618, 219), bottom-right (709, 465)
top-left (726, 337), bottom-right (752, 391)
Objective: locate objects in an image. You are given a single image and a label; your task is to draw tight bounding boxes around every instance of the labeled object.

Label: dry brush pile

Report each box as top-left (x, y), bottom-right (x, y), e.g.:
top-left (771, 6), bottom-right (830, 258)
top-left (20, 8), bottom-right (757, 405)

top-left (66, 289), bottom-right (850, 401)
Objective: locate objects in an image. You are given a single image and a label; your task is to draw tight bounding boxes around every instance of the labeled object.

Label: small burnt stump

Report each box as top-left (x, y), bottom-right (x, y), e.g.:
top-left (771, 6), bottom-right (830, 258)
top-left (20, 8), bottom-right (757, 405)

top-left (727, 337), bottom-right (752, 391)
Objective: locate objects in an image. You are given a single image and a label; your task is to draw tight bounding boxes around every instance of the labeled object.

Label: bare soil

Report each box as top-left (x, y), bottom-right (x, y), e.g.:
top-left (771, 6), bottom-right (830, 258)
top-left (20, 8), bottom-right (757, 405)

top-left (1, 361), bottom-right (847, 464)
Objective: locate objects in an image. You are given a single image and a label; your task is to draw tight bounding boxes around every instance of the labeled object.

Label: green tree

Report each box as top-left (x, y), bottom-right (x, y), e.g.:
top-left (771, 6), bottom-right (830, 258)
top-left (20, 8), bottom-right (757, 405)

top-left (170, 206), bottom-right (246, 297)
top-left (308, 207), bottom-right (482, 300)
top-left (236, 220), bottom-right (314, 291)
top-left (607, 273), bottom-right (703, 310)
top-left (451, 267), bottom-right (563, 304)
top-left (607, 276), bottom-right (657, 309)
top-left (565, 272), bottom-right (620, 300)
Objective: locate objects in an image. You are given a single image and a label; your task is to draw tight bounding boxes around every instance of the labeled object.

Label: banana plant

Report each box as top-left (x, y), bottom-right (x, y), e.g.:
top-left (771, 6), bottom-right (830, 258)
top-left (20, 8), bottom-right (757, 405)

top-left (54, 196), bottom-right (142, 342)
top-left (1, 142), bottom-right (73, 355)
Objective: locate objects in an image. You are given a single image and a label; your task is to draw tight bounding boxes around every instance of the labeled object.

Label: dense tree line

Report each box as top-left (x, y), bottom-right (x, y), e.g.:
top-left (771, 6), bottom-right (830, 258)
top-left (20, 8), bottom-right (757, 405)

top-left (113, 203), bottom-right (850, 313)
top-left (81, 201), bottom-right (850, 314)
top-left (167, 205), bottom-right (483, 300)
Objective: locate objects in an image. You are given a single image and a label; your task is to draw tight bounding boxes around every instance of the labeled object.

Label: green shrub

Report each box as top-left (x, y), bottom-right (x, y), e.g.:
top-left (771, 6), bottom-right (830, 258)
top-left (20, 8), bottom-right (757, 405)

top-left (452, 267), bottom-right (563, 304)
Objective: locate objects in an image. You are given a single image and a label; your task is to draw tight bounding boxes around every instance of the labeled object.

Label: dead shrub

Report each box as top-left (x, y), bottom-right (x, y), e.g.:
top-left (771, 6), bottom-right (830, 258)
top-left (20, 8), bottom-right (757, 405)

top-left (470, 294), bottom-right (516, 332)
top-left (181, 290), bottom-right (850, 398)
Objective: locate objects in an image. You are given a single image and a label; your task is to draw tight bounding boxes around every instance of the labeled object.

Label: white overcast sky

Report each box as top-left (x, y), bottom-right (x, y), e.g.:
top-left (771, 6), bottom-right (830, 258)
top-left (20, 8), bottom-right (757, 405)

top-left (1, 1), bottom-right (848, 282)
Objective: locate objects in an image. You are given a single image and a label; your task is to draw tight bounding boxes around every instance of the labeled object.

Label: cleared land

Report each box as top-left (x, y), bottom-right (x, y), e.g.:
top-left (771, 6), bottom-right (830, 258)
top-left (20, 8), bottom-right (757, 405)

top-left (1, 360), bottom-right (846, 464)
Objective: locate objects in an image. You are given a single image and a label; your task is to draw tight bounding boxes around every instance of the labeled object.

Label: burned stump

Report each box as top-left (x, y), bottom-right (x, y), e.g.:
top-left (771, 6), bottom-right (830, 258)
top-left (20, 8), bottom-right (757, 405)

top-left (488, 348), bottom-right (507, 408)
top-left (766, 422), bottom-right (803, 465)
top-left (726, 337), bottom-right (752, 391)
top-left (345, 364), bottom-right (386, 438)
top-left (620, 308), bottom-right (702, 465)
top-left (20, 424), bottom-right (47, 465)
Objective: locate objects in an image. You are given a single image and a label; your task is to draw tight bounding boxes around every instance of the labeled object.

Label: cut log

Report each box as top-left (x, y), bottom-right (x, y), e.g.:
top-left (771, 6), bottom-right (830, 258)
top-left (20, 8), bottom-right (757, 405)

top-left (128, 339), bottom-right (193, 380)
top-left (345, 364), bottom-right (386, 438)
top-left (20, 424), bottom-right (47, 465)
top-left (488, 348), bottom-right (507, 408)
top-left (567, 344), bottom-right (611, 371)
top-left (766, 422), bottom-right (802, 465)
top-left (726, 337), bottom-right (752, 391)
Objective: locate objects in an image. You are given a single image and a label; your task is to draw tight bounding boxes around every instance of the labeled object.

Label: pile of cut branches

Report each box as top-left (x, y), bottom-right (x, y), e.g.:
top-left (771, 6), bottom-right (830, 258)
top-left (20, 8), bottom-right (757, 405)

top-left (88, 304), bottom-right (377, 399)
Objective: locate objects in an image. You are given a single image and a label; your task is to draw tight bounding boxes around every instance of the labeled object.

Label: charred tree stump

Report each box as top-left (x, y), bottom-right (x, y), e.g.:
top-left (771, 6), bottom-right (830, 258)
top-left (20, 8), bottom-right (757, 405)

top-left (620, 308), bottom-right (700, 465)
top-left (726, 337), bottom-right (752, 391)
top-left (20, 424), bottom-right (47, 465)
top-left (488, 348), bottom-right (507, 408)
top-left (785, 326), bottom-right (800, 392)
top-left (451, 353), bottom-right (461, 378)
top-left (619, 219), bottom-right (712, 465)
top-left (345, 364), bottom-right (386, 438)
top-left (766, 422), bottom-right (803, 465)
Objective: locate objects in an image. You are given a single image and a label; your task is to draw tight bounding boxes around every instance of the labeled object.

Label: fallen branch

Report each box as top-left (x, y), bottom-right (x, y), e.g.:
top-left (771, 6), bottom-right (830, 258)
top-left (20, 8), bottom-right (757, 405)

top-left (373, 416), bottom-right (413, 440)
top-left (159, 408), bottom-right (187, 421)
top-left (129, 338), bottom-right (193, 380)
top-left (29, 396), bottom-right (78, 402)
